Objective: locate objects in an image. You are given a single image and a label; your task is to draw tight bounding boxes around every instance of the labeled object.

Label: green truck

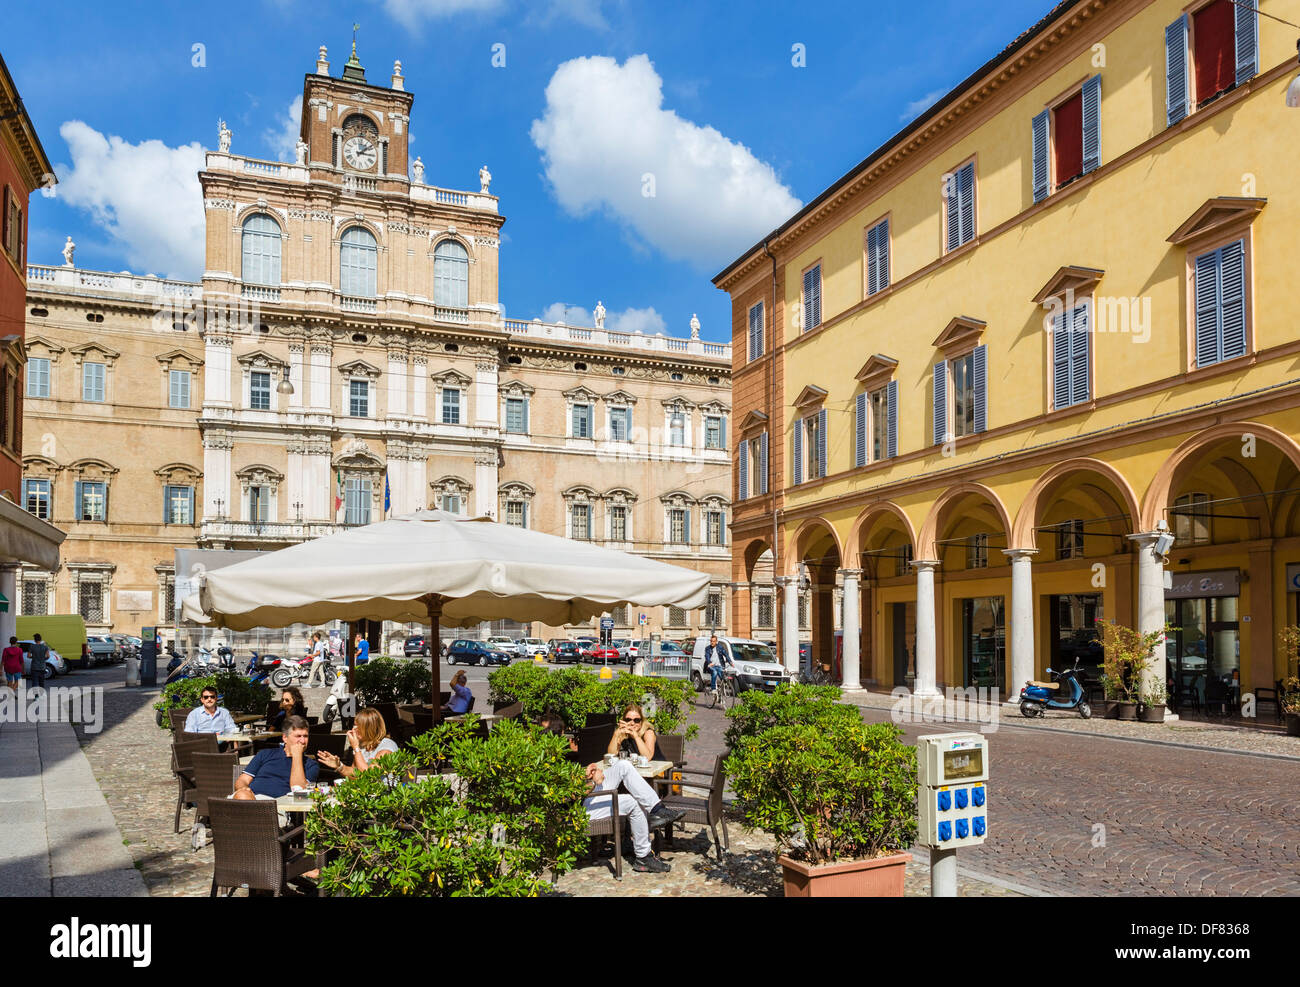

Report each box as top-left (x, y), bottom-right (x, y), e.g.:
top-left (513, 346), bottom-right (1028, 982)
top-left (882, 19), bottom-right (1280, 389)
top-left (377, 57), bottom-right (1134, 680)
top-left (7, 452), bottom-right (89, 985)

top-left (16, 614), bottom-right (90, 670)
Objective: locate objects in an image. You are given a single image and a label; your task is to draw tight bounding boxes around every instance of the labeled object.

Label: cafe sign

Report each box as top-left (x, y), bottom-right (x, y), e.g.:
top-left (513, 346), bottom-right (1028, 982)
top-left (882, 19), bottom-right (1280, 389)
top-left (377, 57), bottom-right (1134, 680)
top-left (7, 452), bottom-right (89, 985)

top-left (1165, 569), bottom-right (1239, 600)
top-left (1287, 563), bottom-right (1300, 593)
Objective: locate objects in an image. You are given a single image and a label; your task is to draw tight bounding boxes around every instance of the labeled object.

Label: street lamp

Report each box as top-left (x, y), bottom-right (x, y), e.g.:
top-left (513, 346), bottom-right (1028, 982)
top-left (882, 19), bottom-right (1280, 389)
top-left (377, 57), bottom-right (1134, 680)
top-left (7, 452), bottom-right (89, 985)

top-left (277, 368), bottom-right (293, 396)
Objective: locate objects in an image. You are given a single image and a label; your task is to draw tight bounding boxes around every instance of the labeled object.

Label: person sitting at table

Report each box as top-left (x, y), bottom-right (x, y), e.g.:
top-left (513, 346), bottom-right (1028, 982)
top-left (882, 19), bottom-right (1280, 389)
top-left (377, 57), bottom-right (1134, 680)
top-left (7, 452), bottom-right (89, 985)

top-left (583, 758), bottom-right (685, 873)
top-left (268, 687), bottom-right (306, 731)
top-left (233, 716), bottom-right (318, 800)
top-left (184, 686), bottom-right (237, 734)
top-left (441, 670), bottom-right (472, 715)
top-left (539, 709), bottom-right (578, 753)
top-left (606, 703), bottom-right (661, 761)
top-left (315, 707), bottom-right (399, 778)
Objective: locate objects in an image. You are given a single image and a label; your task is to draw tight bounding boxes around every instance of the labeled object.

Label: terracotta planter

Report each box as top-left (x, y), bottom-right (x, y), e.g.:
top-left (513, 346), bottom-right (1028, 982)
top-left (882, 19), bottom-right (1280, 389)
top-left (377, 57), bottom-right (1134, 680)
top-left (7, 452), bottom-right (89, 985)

top-left (1115, 701), bottom-right (1138, 721)
top-left (1286, 713), bottom-right (1300, 737)
top-left (1138, 703), bottom-right (1165, 723)
top-left (777, 851), bottom-right (911, 897)
top-left (1098, 700), bottom-right (1118, 719)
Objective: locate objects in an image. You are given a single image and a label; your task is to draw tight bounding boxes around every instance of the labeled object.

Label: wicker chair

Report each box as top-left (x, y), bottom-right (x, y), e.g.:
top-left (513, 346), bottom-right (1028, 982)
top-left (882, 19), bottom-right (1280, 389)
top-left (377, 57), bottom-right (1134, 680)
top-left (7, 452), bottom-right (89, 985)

top-left (573, 723), bottom-right (615, 767)
top-left (306, 734), bottom-right (348, 782)
top-left (207, 799), bottom-right (316, 896)
top-left (171, 736), bottom-right (218, 832)
top-left (583, 788), bottom-right (626, 879)
top-left (190, 751), bottom-right (239, 839)
top-left (656, 733), bottom-right (686, 770)
top-left (492, 699), bottom-right (523, 718)
top-left (585, 712), bottom-right (617, 729)
top-left (652, 753), bottom-right (729, 860)
top-left (370, 702), bottom-right (402, 738)
top-left (307, 720), bottom-right (333, 735)
top-left (179, 730), bottom-right (220, 748)
top-left (168, 709), bottom-right (190, 734)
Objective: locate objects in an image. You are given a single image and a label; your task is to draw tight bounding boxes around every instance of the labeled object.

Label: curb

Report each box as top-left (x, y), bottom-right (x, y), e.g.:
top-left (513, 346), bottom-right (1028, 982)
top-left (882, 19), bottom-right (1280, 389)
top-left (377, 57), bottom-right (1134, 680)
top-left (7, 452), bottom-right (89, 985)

top-left (907, 845), bottom-right (1060, 897)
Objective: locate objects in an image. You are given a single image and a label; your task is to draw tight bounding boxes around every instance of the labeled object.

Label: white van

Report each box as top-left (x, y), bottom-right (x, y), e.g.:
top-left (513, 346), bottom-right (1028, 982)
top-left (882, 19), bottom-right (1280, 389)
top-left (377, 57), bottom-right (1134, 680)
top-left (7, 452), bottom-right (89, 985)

top-left (689, 636), bottom-right (788, 694)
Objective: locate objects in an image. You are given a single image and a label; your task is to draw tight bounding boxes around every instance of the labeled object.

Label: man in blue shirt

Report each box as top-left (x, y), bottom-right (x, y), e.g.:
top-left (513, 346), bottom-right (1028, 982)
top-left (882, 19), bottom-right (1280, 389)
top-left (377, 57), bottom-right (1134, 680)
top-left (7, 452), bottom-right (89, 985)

top-left (355, 632), bottom-right (370, 665)
top-left (233, 716), bottom-right (318, 799)
top-left (184, 687), bottom-right (237, 734)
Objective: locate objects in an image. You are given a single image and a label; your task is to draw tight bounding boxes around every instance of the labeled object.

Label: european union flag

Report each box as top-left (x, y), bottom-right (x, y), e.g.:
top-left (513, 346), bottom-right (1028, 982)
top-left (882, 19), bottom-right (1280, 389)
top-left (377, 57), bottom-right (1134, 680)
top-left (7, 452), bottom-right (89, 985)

top-left (384, 472), bottom-right (391, 514)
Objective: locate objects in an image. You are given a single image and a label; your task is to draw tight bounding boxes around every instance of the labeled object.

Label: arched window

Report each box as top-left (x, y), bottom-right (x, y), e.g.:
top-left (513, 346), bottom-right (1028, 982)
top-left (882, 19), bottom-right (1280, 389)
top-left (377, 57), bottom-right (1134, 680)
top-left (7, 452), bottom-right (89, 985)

top-left (241, 214), bottom-right (282, 286)
top-left (433, 239), bottom-right (469, 308)
top-left (340, 226), bottom-right (378, 298)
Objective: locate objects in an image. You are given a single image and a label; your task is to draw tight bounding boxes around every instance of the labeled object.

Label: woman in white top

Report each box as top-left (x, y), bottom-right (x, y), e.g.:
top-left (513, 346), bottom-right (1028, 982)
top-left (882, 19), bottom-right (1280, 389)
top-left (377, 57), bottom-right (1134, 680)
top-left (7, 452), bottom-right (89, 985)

top-left (315, 707), bottom-right (399, 778)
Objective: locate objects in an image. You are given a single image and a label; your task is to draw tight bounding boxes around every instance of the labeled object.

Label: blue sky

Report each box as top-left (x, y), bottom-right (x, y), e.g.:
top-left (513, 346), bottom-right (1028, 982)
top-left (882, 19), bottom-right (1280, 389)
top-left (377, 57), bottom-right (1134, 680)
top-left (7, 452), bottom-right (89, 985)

top-left (10, 0), bottom-right (1056, 344)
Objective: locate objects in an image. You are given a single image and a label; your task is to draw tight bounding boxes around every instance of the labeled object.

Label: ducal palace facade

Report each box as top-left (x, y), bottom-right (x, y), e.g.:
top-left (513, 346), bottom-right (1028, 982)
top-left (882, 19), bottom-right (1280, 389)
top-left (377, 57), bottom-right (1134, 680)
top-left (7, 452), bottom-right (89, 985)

top-left (19, 45), bottom-right (732, 645)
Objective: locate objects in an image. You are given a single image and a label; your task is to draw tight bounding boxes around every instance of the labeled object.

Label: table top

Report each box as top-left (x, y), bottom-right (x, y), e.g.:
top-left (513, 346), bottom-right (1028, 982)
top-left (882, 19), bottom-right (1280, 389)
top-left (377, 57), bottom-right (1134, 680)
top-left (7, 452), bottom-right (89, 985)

top-left (601, 758), bottom-right (671, 778)
top-left (232, 713), bottom-right (264, 725)
top-left (276, 790), bottom-right (333, 813)
top-left (217, 731), bottom-right (280, 744)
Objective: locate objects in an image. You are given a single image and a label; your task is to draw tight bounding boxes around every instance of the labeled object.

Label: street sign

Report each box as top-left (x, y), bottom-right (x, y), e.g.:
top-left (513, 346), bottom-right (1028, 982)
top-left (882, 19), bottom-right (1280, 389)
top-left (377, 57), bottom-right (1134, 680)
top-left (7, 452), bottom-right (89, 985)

top-left (600, 617), bottom-right (614, 630)
top-left (639, 613), bottom-right (647, 626)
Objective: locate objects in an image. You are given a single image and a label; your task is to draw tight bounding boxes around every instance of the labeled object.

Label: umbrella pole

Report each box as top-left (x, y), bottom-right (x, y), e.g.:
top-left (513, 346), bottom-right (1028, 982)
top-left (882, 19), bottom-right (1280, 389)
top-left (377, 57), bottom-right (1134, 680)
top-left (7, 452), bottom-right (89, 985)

top-left (426, 596), bottom-right (443, 722)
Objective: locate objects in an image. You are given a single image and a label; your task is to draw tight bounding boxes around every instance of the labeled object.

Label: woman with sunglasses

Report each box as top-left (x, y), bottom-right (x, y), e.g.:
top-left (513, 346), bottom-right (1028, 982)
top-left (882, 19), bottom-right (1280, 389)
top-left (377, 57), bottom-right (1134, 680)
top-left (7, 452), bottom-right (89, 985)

top-left (267, 686), bottom-right (307, 732)
top-left (606, 703), bottom-right (662, 761)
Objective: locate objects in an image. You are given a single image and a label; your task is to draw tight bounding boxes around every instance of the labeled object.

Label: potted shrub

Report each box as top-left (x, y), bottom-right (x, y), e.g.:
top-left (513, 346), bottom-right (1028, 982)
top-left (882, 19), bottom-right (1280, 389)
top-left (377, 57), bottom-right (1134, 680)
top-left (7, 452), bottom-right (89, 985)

top-left (1278, 627), bottom-right (1300, 737)
top-left (1097, 621), bottom-right (1164, 721)
top-left (1139, 680), bottom-right (1167, 723)
top-left (725, 685), bottom-right (916, 897)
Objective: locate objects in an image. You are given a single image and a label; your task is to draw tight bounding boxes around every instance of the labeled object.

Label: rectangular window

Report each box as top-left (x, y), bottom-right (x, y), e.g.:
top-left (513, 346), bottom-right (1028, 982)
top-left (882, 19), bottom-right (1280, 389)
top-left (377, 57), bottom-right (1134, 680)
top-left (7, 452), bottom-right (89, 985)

top-left (169, 370), bottom-right (191, 409)
top-left (967, 533), bottom-right (989, 569)
top-left (870, 388), bottom-right (888, 462)
top-left (951, 353), bottom-right (976, 438)
top-left (22, 578), bottom-right (47, 616)
top-left (706, 511), bottom-right (725, 547)
top-left (866, 218), bottom-right (890, 295)
top-left (668, 606), bottom-right (687, 628)
top-left (345, 476), bottom-right (371, 525)
top-left (944, 161), bottom-right (976, 252)
top-left (570, 503), bottom-right (591, 541)
top-left (668, 508), bottom-right (688, 545)
top-left (748, 302), bottom-right (764, 361)
top-left (802, 264), bottom-right (822, 332)
top-left (757, 591), bottom-right (774, 628)
top-left (1056, 519), bottom-right (1085, 559)
top-left (571, 403), bottom-right (592, 439)
top-left (82, 362), bottom-right (105, 402)
top-left (804, 414), bottom-right (822, 479)
top-left (705, 591), bottom-right (722, 629)
top-left (249, 486), bottom-right (270, 523)
top-left (349, 380), bottom-right (370, 418)
top-left (24, 479), bottom-right (51, 520)
top-left (441, 388), bottom-right (460, 425)
top-left (78, 581), bottom-right (104, 623)
top-left (798, 592), bottom-right (810, 630)
top-left (752, 436), bottom-right (766, 495)
top-left (1193, 0), bottom-right (1236, 105)
top-left (77, 481), bottom-right (106, 521)
top-left (1054, 92), bottom-right (1084, 187)
top-left (250, 371), bottom-right (271, 410)
top-left (1193, 239), bottom-right (1247, 369)
top-left (668, 411), bottom-right (686, 446)
top-left (505, 500), bottom-right (526, 528)
top-left (440, 494), bottom-right (461, 514)
top-left (612, 604), bottom-right (629, 627)
top-left (1052, 303), bottom-right (1091, 409)
top-left (609, 505), bottom-right (627, 542)
top-left (1174, 492), bottom-right (1211, 545)
top-left (27, 357), bottom-right (50, 399)
top-left (895, 544), bottom-right (914, 577)
top-left (164, 485), bottom-right (194, 525)
top-left (705, 415), bottom-right (724, 450)
top-left (505, 397), bottom-right (527, 434)
top-left (609, 407), bottom-right (631, 442)
top-left (163, 578), bottom-right (176, 624)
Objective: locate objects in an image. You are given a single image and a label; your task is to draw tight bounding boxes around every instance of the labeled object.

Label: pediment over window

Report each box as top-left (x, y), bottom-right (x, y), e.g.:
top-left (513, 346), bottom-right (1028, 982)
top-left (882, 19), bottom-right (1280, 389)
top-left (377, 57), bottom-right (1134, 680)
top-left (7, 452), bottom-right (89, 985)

top-left (498, 480), bottom-right (535, 499)
top-left (659, 489), bottom-right (698, 508)
top-left (793, 385), bottom-right (828, 411)
top-left (603, 389), bottom-right (637, 406)
top-left (24, 336), bottom-right (65, 360)
top-left (699, 400), bottom-right (730, 415)
top-left (234, 464), bottom-right (284, 491)
top-left (236, 349), bottom-right (288, 371)
top-left (70, 458), bottom-right (118, 479)
top-left (562, 485), bottom-right (597, 502)
top-left (604, 487), bottom-right (638, 505)
top-left (431, 475), bottom-right (472, 497)
top-left (69, 342), bottom-right (121, 365)
top-left (1031, 266), bottom-right (1105, 305)
top-left (700, 493), bottom-right (730, 509)
top-left (156, 349), bottom-right (205, 372)
top-left (332, 437), bottom-right (384, 472)
top-left (500, 379), bottom-right (535, 397)
top-left (660, 394), bottom-right (696, 410)
top-left (155, 462), bottom-right (201, 483)
top-left (931, 316), bottom-right (986, 355)
top-left (431, 368), bottom-right (472, 387)
top-left (338, 358), bottom-right (382, 380)
top-left (1167, 197), bottom-right (1266, 246)
top-left (854, 354), bottom-right (899, 388)
top-left (22, 456), bottom-right (61, 476)
top-left (738, 409), bottom-right (769, 433)
top-left (562, 385), bottom-right (599, 403)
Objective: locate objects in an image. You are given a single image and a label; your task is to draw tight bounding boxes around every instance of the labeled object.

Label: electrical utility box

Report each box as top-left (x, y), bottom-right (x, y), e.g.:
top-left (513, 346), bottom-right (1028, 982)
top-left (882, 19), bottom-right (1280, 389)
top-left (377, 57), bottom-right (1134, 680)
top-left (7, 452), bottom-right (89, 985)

top-left (916, 732), bottom-right (989, 850)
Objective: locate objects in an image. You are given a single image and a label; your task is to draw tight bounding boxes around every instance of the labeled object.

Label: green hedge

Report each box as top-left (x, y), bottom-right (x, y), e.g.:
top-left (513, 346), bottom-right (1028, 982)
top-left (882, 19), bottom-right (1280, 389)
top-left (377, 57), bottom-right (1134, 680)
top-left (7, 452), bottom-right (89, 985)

top-left (154, 670), bottom-right (273, 730)
top-left (352, 655), bottom-right (434, 706)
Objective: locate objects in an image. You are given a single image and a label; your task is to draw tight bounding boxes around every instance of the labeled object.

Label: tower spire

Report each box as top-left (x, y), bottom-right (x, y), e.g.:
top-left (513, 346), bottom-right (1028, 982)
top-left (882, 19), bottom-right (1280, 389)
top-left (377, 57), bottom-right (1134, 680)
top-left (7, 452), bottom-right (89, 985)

top-left (342, 23), bottom-right (366, 82)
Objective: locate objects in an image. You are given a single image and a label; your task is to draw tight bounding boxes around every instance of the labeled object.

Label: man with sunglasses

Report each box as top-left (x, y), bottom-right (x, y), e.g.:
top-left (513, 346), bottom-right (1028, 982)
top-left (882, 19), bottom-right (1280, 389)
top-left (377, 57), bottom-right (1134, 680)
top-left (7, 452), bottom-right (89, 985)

top-left (184, 686), bottom-right (237, 734)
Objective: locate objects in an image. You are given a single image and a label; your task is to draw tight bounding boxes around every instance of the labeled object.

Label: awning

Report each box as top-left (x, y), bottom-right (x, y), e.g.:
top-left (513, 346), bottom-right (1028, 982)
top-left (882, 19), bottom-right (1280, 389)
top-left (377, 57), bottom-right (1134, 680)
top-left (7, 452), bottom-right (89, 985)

top-left (0, 496), bottom-right (65, 570)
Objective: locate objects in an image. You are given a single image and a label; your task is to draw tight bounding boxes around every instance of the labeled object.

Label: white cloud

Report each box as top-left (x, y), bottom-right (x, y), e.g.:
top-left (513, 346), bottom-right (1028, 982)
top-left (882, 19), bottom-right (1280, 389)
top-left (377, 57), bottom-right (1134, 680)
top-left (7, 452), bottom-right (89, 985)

top-left (264, 94), bottom-right (303, 162)
top-left (540, 301), bottom-right (667, 335)
top-left (899, 88), bottom-right (946, 123)
top-left (53, 121), bottom-right (206, 279)
top-left (378, 0), bottom-right (503, 30)
top-left (530, 55), bottom-right (801, 269)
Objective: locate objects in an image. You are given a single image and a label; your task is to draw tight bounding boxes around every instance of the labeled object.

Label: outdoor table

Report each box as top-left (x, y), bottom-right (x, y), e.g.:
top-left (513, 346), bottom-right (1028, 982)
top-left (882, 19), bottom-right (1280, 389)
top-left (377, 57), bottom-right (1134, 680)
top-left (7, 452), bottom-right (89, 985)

top-left (605, 758), bottom-right (671, 779)
top-left (232, 714), bottom-right (263, 725)
top-left (218, 730), bottom-right (280, 743)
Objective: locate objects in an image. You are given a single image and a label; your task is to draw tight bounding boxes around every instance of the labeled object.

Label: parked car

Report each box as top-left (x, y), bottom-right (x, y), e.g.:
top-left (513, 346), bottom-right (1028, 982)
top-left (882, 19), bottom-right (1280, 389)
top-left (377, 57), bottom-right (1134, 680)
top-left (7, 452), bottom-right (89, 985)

top-left (612, 638), bottom-right (642, 663)
top-left (20, 641), bottom-right (67, 679)
top-left (573, 637), bottom-right (598, 660)
top-left (548, 639), bottom-right (581, 664)
top-left (587, 644), bottom-right (620, 665)
top-left (108, 634), bottom-right (140, 657)
top-left (485, 636), bottom-right (518, 658)
top-left (404, 635), bottom-right (432, 657)
top-left (516, 637), bottom-right (548, 658)
top-left (689, 635), bottom-right (788, 694)
top-left (445, 639), bottom-right (511, 666)
top-left (85, 636), bottom-right (120, 666)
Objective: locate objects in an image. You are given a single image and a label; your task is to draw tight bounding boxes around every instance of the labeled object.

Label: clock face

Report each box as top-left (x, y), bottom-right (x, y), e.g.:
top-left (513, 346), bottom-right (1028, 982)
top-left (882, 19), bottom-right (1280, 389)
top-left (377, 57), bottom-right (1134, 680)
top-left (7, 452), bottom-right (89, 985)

top-left (343, 136), bottom-right (377, 171)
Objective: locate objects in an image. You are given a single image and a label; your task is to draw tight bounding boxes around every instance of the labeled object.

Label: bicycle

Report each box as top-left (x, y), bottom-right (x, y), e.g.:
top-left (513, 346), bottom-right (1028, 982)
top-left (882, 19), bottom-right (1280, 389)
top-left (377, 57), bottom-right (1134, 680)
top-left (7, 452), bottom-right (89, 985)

top-left (707, 668), bottom-right (738, 710)
top-left (798, 662), bottom-right (835, 687)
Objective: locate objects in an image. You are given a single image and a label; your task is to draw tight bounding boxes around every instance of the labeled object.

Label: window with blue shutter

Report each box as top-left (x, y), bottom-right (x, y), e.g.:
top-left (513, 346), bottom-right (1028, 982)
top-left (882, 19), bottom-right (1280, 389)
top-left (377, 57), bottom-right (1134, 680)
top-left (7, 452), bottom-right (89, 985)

top-left (866, 219), bottom-right (890, 295)
top-left (738, 438), bottom-right (749, 500)
top-left (817, 408), bottom-right (827, 479)
top-left (1166, 15), bottom-right (1191, 126)
top-left (933, 360), bottom-right (948, 445)
top-left (792, 419), bottom-right (803, 485)
top-left (854, 392), bottom-right (867, 468)
top-left (971, 344), bottom-right (987, 434)
top-left (748, 302), bottom-right (764, 360)
top-left (1235, 0), bottom-right (1258, 86)
top-left (1081, 76), bottom-right (1101, 175)
top-left (802, 265), bottom-right (822, 332)
top-left (1052, 304), bottom-right (1091, 409)
top-left (945, 163), bottom-right (976, 251)
top-left (1194, 240), bottom-right (1247, 368)
top-left (886, 380), bottom-right (898, 459)
top-left (1031, 110), bottom-right (1050, 203)
top-left (759, 431), bottom-right (769, 494)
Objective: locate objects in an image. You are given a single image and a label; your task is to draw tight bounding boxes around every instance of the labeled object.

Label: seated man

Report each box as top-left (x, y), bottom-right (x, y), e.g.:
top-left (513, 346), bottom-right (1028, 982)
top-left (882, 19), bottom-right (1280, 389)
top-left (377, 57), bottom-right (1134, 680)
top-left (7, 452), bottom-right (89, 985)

top-left (441, 670), bottom-right (472, 715)
top-left (184, 686), bottom-right (237, 734)
top-left (583, 759), bottom-right (685, 874)
top-left (233, 716), bottom-right (318, 800)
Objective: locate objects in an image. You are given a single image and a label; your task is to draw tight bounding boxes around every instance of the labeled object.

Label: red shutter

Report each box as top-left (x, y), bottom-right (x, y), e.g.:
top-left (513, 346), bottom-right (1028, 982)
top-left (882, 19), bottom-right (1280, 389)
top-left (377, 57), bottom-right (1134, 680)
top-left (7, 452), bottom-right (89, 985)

top-left (1193, 0), bottom-right (1235, 104)
top-left (1053, 92), bottom-right (1084, 186)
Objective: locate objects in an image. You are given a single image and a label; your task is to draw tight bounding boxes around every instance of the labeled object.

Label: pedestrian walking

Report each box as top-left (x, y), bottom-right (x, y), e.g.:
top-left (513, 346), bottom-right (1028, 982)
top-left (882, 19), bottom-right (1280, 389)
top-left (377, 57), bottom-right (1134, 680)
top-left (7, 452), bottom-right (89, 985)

top-left (354, 631), bottom-right (370, 665)
top-left (28, 633), bottom-right (49, 691)
top-left (2, 636), bottom-right (23, 692)
top-left (306, 631), bottom-right (330, 686)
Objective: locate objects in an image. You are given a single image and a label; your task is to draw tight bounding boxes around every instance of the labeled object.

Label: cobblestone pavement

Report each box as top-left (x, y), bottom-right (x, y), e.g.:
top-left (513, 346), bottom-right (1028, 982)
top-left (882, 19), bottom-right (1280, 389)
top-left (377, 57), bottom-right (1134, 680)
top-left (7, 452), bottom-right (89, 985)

top-left (75, 666), bottom-right (1300, 896)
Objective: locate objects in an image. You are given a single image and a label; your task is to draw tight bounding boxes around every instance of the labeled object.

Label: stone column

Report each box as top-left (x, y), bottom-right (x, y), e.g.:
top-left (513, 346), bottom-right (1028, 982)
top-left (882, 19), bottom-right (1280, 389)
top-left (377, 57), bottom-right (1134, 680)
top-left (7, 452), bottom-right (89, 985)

top-left (1002, 548), bottom-right (1038, 703)
top-left (840, 568), bottom-right (863, 690)
top-left (912, 560), bottom-right (942, 697)
top-left (0, 564), bottom-right (17, 647)
top-left (1127, 529), bottom-right (1171, 704)
top-left (777, 575), bottom-right (799, 674)
top-left (309, 340), bottom-right (332, 411)
top-left (288, 342), bottom-right (305, 409)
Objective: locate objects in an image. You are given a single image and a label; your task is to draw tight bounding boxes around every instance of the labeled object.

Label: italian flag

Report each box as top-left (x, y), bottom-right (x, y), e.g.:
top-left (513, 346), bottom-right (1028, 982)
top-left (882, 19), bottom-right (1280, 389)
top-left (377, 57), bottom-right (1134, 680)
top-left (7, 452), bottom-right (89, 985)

top-left (334, 469), bottom-right (344, 516)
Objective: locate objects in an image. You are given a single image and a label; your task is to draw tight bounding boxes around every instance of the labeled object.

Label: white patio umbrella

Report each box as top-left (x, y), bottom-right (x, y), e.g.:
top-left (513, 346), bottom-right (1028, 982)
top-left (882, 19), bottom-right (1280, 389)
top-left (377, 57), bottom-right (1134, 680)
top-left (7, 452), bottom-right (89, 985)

top-left (193, 510), bottom-right (710, 709)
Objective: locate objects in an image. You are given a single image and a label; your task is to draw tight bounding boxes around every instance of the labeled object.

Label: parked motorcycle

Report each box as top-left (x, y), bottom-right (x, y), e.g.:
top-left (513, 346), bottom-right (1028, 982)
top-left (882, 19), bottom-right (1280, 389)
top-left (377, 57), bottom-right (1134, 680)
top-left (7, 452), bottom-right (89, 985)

top-left (1019, 658), bottom-right (1091, 718)
top-left (270, 653), bottom-right (339, 688)
top-left (245, 650), bottom-right (282, 687)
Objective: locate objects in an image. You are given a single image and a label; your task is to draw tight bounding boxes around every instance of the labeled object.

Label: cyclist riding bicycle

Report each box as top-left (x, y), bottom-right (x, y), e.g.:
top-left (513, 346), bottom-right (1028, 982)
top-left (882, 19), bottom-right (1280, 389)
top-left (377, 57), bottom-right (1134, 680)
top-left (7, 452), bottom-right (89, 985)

top-left (704, 635), bottom-right (731, 693)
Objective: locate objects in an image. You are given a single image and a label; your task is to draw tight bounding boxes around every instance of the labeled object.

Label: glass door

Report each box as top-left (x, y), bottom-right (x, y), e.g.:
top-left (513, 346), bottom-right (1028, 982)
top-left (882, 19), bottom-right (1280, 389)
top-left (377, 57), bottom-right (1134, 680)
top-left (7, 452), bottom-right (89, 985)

top-left (963, 597), bottom-right (1006, 695)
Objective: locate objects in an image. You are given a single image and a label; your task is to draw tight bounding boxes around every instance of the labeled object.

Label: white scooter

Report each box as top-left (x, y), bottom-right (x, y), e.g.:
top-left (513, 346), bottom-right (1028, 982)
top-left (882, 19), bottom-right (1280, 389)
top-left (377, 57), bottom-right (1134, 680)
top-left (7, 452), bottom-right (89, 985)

top-left (322, 668), bottom-right (354, 725)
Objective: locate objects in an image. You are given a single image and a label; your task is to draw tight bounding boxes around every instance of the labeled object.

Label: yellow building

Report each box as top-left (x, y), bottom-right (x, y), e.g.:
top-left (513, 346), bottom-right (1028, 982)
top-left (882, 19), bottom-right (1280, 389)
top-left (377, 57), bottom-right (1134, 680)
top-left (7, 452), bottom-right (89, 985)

top-left (716, 0), bottom-right (1300, 712)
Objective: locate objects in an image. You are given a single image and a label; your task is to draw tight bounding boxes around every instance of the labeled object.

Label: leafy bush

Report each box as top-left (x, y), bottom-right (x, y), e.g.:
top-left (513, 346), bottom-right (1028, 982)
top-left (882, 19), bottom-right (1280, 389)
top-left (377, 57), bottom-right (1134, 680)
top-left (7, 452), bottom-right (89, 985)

top-left (722, 682), bottom-right (855, 750)
top-left (306, 718), bottom-right (589, 896)
top-left (154, 670), bottom-right (272, 730)
top-left (726, 719), bottom-right (917, 866)
top-left (1096, 620), bottom-right (1166, 702)
top-left (352, 656), bottom-right (434, 706)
